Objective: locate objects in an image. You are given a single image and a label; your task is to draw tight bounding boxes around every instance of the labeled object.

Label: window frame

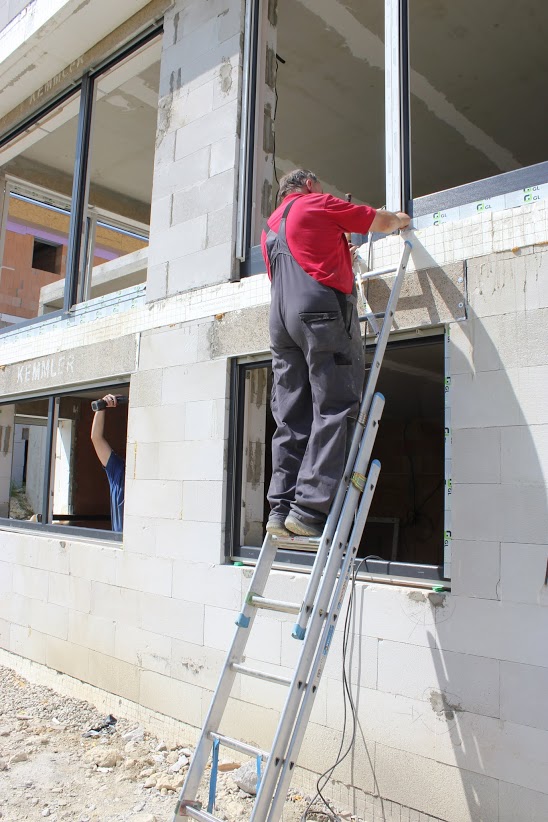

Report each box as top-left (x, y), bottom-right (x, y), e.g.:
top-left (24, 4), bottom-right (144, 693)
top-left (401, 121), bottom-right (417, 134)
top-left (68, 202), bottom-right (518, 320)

top-left (226, 330), bottom-right (450, 584)
top-left (0, 24), bottom-right (162, 335)
top-left (236, 0), bottom-right (547, 275)
top-left (0, 379), bottom-right (130, 542)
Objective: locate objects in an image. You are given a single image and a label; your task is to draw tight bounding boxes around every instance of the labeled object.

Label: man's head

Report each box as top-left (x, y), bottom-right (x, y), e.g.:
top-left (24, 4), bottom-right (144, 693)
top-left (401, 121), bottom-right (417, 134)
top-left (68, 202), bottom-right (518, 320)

top-left (278, 169), bottom-right (323, 202)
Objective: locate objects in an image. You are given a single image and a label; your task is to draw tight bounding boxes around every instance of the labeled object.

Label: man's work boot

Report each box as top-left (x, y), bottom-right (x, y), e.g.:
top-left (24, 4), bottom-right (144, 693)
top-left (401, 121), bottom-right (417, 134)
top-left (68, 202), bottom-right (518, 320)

top-left (285, 513), bottom-right (324, 538)
top-left (266, 512), bottom-right (290, 537)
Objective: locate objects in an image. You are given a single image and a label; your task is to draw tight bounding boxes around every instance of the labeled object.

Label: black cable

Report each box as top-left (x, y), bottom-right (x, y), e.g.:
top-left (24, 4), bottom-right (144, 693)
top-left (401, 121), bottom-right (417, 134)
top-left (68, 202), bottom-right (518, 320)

top-left (301, 556), bottom-right (380, 821)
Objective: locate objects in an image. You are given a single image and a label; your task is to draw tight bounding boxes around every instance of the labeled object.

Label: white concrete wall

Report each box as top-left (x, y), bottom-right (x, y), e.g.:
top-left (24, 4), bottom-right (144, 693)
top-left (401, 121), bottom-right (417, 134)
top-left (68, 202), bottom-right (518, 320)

top-left (1, 238), bottom-right (546, 822)
top-left (146, 0), bottom-right (243, 301)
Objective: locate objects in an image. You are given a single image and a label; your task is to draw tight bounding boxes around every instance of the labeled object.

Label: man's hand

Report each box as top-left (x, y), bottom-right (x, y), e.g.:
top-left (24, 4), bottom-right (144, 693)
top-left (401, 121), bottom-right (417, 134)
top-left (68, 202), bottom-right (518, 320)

top-left (102, 394), bottom-right (118, 408)
top-left (395, 212), bottom-right (411, 230)
top-left (348, 242), bottom-right (359, 259)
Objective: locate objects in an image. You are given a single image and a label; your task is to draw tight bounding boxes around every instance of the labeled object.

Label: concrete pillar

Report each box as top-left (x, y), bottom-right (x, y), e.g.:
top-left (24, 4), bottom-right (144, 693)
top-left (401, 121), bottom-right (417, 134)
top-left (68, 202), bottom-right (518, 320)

top-left (147, 0), bottom-right (244, 301)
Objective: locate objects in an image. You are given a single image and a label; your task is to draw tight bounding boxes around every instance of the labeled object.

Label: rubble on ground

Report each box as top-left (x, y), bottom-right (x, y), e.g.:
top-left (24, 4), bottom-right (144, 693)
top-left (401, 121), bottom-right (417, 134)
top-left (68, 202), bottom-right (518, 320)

top-left (0, 664), bottom-right (351, 821)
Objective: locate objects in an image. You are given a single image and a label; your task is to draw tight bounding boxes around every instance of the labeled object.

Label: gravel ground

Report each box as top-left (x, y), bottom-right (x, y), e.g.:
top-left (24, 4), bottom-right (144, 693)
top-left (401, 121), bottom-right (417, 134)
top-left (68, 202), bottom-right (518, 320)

top-left (0, 665), bottom-right (351, 822)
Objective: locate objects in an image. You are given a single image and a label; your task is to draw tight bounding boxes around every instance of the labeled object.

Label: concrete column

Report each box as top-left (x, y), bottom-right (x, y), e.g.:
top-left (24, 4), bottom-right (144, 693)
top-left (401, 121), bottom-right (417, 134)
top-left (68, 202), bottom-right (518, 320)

top-left (147, 0), bottom-right (244, 301)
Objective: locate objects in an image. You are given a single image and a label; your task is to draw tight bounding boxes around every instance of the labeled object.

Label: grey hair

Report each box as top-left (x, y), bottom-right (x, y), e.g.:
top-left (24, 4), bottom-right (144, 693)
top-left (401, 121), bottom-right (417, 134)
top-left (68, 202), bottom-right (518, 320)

top-left (278, 169), bottom-right (318, 202)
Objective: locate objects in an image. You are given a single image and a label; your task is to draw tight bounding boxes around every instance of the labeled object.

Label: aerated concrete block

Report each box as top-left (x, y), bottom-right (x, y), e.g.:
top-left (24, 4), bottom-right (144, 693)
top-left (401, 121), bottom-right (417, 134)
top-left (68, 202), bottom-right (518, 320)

top-left (500, 542), bottom-right (548, 604)
top-left (91, 581), bottom-right (141, 625)
top-left (500, 424), bottom-right (548, 486)
top-left (140, 669), bottom-right (202, 727)
top-left (10, 623), bottom-right (47, 664)
top-left (114, 623), bottom-right (172, 676)
top-left (499, 781), bottom-right (548, 822)
top-left (141, 590), bottom-right (206, 645)
top-left (45, 636), bottom-right (90, 683)
top-left (68, 611), bottom-right (115, 657)
top-left (88, 649), bottom-right (140, 703)
top-left (377, 639), bottom-right (500, 717)
top-left (452, 428), bottom-right (501, 484)
top-left (500, 661), bottom-right (548, 731)
top-left (451, 540), bottom-right (500, 600)
top-left (374, 743), bottom-right (498, 822)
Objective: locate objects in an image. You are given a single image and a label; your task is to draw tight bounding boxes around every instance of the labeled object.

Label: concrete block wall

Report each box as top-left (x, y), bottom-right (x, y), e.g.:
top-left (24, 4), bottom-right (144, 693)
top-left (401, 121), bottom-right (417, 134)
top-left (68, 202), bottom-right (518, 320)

top-left (147, 0), bottom-right (243, 301)
top-left (2, 237), bottom-right (547, 822)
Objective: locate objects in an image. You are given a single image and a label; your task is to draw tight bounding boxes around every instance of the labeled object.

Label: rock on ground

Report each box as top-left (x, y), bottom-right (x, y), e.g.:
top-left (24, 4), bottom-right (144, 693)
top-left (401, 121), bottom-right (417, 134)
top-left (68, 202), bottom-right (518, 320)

top-left (0, 664), bottom-right (346, 822)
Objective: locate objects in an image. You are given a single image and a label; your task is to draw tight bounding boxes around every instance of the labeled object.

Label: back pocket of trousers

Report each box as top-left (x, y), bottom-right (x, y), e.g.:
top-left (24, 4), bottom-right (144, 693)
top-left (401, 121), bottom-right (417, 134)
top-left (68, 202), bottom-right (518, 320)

top-left (299, 311), bottom-right (350, 354)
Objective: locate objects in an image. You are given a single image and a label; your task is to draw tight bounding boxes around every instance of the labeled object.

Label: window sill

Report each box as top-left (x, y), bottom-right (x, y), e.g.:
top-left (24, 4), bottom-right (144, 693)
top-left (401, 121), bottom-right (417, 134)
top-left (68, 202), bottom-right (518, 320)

top-left (233, 545), bottom-right (447, 586)
top-left (0, 518), bottom-right (123, 543)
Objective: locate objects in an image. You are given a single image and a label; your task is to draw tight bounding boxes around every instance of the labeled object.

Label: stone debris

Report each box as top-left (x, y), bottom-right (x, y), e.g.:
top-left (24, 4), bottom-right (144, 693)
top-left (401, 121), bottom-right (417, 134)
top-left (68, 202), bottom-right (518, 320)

top-left (232, 759), bottom-right (259, 796)
top-left (0, 663), bottom-right (348, 822)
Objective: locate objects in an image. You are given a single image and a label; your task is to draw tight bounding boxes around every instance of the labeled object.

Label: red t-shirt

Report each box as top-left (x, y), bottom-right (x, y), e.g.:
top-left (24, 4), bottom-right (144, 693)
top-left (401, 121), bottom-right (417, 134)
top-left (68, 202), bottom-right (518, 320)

top-left (261, 192), bottom-right (376, 294)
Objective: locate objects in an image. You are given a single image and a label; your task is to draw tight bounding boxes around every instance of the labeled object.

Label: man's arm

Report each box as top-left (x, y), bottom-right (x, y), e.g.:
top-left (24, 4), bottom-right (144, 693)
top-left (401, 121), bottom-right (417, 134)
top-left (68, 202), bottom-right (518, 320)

top-left (91, 394), bottom-right (117, 467)
top-left (370, 210), bottom-right (410, 234)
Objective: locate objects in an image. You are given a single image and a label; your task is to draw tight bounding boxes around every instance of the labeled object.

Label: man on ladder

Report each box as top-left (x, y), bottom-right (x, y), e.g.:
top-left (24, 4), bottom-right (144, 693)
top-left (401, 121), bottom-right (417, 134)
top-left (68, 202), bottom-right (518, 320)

top-left (262, 169), bottom-right (410, 538)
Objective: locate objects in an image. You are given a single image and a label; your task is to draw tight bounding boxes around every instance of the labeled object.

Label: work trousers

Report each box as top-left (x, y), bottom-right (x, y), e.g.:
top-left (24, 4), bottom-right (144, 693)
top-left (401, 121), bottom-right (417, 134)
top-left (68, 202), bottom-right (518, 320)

top-left (267, 221), bottom-right (364, 525)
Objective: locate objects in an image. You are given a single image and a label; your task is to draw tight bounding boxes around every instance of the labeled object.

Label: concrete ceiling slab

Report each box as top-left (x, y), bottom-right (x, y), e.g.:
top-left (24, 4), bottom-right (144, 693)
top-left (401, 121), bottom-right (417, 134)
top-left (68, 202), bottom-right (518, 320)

top-left (0, 0), bottom-right (158, 121)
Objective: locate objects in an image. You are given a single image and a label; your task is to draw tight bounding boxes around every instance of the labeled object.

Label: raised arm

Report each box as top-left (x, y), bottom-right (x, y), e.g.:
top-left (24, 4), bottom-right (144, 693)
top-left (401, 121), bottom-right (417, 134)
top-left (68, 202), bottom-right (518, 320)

top-left (370, 210), bottom-right (410, 234)
top-left (91, 394), bottom-right (117, 467)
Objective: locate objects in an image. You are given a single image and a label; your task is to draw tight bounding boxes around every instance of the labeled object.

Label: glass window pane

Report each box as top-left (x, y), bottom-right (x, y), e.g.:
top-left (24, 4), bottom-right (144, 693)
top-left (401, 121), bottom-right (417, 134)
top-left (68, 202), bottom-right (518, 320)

top-left (252, 0), bottom-right (384, 245)
top-left (410, 1), bottom-right (547, 199)
top-left (82, 36), bottom-right (161, 302)
top-left (0, 93), bottom-right (80, 325)
top-left (5, 399), bottom-right (49, 520)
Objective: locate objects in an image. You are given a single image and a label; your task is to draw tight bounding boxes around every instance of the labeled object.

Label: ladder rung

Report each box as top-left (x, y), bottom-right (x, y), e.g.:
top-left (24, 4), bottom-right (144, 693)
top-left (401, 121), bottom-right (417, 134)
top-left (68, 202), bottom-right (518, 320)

top-left (248, 595), bottom-right (300, 615)
top-left (360, 264), bottom-right (397, 280)
top-left (209, 732), bottom-right (269, 761)
top-left (272, 535), bottom-right (321, 551)
top-left (358, 312), bottom-right (385, 322)
top-left (231, 662), bottom-right (291, 687)
top-left (183, 806), bottom-right (221, 821)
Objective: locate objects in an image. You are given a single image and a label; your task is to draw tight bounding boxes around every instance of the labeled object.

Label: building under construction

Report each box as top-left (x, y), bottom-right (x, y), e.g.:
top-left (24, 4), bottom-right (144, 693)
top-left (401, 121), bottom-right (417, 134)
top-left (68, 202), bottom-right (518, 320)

top-left (0, 1), bottom-right (546, 820)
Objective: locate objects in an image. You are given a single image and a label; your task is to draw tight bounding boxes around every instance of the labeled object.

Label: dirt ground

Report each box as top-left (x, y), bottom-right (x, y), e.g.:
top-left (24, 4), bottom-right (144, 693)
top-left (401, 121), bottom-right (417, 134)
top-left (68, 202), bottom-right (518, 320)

top-left (0, 665), bottom-right (350, 822)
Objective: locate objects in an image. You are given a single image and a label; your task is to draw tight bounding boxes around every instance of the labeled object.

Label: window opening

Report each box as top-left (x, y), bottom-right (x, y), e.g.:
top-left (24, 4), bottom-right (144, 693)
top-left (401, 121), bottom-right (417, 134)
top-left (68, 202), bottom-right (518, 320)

top-left (249, 0), bottom-right (385, 248)
top-left (79, 35), bottom-right (161, 304)
top-left (230, 336), bottom-right (446, 579)
top-left (409, 1), bottom-right (547, 201)
top-left (32, 239), bottom-right (63, 274)
top-left (0, 93), bottom-right (80, 327)
top-left (1, 384), bottom-right (128, 536)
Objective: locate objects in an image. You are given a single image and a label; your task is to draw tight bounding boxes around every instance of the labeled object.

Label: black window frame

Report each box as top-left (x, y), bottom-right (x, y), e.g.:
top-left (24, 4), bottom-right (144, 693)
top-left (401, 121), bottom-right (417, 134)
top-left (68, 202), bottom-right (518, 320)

top-left (0, 23), bottom-right (163, 336)
top-left (0, 379), bottom-right (130, 542)
top-left (226, 340), bottom-right (447, 584)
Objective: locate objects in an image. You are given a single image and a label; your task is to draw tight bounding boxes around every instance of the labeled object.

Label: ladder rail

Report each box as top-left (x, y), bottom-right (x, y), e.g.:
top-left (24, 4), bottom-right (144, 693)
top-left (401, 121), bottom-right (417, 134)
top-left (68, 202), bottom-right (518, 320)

top-left (292, 238), bottom-right (411, 641)
top-left (173, 236), bottom-right (411, 821)
top-left (249, 396), bottom-right (385, 821)
top-left (174, 536), bottom-right (278, 815)
top-left (267, 461), bottom-right (382, 821)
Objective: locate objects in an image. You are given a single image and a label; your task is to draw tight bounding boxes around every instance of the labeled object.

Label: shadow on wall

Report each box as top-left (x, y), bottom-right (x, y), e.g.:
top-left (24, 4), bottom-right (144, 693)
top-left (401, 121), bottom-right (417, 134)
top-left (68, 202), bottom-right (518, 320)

top-left (338, 241), bottom-right (548, 822)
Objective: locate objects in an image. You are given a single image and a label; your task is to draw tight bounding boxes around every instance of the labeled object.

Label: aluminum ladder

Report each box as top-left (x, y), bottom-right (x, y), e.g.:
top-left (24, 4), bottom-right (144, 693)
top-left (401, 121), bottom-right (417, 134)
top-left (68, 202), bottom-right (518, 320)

top-left (173, 237), bottom-right (412, 822)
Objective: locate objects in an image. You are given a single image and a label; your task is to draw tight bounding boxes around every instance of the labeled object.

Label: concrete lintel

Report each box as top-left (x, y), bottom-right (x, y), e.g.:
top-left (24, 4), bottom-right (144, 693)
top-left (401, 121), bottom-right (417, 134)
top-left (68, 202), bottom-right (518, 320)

top-left (0, 333), bottom-right (138, 397)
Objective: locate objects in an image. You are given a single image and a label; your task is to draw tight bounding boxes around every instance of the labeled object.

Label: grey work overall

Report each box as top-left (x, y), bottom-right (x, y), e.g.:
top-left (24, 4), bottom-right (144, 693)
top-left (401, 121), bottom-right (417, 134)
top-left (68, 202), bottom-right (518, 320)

top-left (265, 198), bottom-right (365, 527)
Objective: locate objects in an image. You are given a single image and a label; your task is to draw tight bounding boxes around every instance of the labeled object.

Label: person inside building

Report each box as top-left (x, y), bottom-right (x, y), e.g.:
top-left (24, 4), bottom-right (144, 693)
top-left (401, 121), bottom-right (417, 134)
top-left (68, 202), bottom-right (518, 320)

top-left (91, 393), bottom-right (125, 532)
top-left (262, 169), bottom-right (410, 538)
